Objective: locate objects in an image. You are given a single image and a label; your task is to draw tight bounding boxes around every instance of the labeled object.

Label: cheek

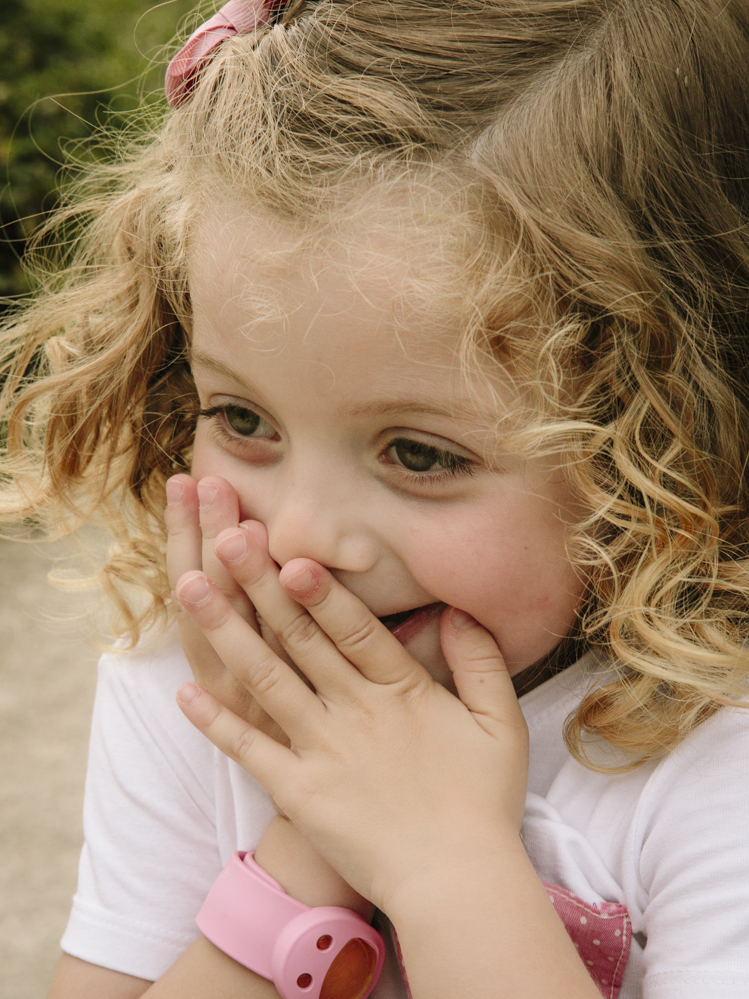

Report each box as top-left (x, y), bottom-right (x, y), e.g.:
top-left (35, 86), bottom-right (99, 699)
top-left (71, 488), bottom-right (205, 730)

top-left (190, 427), bottom-right (280, 531)
top-left (190, 424), bottom-right (219, 480)
top-left (190, 425), bottom-right (249, 486)
top-left (401, 500), bottom-right (585, 671)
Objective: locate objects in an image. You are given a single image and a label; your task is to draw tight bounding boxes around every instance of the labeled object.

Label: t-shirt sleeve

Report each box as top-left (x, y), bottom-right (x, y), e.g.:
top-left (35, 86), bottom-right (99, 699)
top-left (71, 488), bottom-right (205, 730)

top-left (61, 642), bottom-right (224, 980)
top-left (635, 706), bottom-right (749, 999)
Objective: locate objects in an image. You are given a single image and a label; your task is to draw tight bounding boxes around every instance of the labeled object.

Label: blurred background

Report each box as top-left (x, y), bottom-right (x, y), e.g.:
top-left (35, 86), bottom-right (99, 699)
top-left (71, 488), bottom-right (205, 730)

top-left (1, 0), bottom-right (200, 302)
top-left (1, 2), bottom-right (196, 996)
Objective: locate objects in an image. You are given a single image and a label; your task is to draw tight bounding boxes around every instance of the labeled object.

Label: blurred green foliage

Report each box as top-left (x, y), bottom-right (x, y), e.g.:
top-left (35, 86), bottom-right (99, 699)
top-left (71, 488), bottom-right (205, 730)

top-left (0, 0), bottom-right (198, 302)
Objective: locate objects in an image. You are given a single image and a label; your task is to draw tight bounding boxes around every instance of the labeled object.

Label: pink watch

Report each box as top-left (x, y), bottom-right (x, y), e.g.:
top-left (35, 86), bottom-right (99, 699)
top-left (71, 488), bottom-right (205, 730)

top-left (196, 852), bottom-right (385, 999)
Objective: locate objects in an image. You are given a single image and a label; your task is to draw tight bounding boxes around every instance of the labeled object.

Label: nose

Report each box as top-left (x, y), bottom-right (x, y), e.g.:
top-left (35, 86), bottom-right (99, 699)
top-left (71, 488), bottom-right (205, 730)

top-left (260, 466), bottom-right (380, 574)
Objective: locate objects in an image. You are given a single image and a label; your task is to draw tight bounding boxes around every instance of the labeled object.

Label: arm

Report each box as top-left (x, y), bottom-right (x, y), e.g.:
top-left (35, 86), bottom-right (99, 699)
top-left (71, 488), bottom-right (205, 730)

top-left (49, 816), bottom-right (371, 999)
top-left (50, 837), bottom-right (595, 999)
top-left (48, 934), bottom-right (278, 999)
top-left (48, 941), bottom-right (271, 999)
top-left (48, 957), bottom-right (152, 999)
top-left (387, 838), bottom-right (600, 999)
top-left (173, 523), bottom-right (601, 999)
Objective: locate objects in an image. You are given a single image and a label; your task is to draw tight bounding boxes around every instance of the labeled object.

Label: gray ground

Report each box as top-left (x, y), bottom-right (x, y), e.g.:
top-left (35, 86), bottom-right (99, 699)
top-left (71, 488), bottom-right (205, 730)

top-left (0, 537), bottom-right (100, 999)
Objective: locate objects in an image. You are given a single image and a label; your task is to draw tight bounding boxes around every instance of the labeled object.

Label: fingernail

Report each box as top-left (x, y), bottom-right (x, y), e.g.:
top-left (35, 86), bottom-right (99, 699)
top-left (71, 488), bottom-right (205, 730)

top-left (197, 481), bottom-right (217, 508)
top-left (177, 682), bottom-right (201, 705)
top-left (176, 573), bottom-right (211, 604)
top-left (216, 530), bottom-right (247, 562)
top-left (284, 565), bottom-right (317, 595)
top-left (166, 479), bottom-right (184, 505)
top-left (449, 607), bottom-right (476, 631)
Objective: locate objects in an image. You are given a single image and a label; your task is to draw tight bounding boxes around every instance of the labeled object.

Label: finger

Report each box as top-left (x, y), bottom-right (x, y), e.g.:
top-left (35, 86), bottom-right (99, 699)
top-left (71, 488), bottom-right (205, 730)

top-left (214, 524), bottom-right (368, 700)
top-left (165, 474), bottom-right (202, 590)
top-left (175, 570), bottom-right (324, 744)
top-left (279, 558), bottom-right (427, 688)
top-left (165, 474), bottom-right (227, 682)
top-left (177, 682), bottom-right (295, 795)
top-left (165, 475), bottom-right (251, 703)
top-left (197, 476), bottom-right (255, 616)
top-left (178, 615), bottom-right (269, 727)
top-left (439, 608), bottom-right (525, 734)
top-left (165, 480), bottom-right (281, 735)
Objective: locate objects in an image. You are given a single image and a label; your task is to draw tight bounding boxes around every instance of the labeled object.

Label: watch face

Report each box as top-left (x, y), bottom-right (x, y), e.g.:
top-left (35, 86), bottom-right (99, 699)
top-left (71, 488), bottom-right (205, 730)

top-left (319, 937), bottom-right (379, 999)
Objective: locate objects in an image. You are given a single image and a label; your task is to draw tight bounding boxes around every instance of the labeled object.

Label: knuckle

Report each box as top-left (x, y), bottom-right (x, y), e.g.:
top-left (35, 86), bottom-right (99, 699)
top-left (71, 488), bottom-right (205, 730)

top-left (246, 654), bottom-right (285, 698)
top-left (200, 697), bottom-right (225, 730)
top-left (232, 724), bottom-right (258, 763)
top-left (464, 653), bottom-right (500, 671)
top-left (461, 643), bottom-right (504, 672)
top-left (164, 513), bottom-right (191, 538)
top-left (278, 610), bottom-right (320, 651)
top-left (334, 616), bottom-right (378, 655)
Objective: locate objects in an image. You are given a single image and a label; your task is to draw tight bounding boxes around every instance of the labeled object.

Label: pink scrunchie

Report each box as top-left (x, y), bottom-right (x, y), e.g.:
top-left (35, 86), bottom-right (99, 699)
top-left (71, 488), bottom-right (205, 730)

top-left (165, 0), bottom-right (273, 108)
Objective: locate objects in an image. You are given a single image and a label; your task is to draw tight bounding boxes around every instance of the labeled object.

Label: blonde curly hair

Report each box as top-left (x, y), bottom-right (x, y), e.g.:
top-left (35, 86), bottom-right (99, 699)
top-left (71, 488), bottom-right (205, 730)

top-left (2, 0), bottom-right (749, 771)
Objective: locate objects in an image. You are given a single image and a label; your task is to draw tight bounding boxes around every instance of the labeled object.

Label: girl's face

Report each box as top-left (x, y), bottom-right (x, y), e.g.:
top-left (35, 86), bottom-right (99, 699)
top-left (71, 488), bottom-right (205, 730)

top-left (188, 207), bottom-right (585, 685)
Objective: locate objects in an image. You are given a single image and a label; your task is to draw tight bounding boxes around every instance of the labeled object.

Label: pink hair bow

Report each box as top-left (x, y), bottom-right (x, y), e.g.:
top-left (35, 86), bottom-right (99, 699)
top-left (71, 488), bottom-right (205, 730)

top-left (165, 0), bottom-right (276, 108)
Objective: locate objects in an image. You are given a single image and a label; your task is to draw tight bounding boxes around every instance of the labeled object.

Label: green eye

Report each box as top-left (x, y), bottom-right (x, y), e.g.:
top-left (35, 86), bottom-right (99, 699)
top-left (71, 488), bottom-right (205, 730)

top-left (198, 404), bottom-right (277, 441)
top-left (224, 405), bottom-right (262, 436)
top-left (394, 439), bottom-right (443, 472)
top-left (387, 437), bottom-right (474, 478)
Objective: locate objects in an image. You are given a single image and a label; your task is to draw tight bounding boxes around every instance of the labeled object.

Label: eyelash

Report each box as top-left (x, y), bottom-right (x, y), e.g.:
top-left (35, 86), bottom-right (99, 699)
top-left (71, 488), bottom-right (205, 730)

top-left (383, 438), bottom-right (475, 482)
top-left (198, 404), bottom-right (475, 483)
top-left (198, 404), bottom-right (277, 441)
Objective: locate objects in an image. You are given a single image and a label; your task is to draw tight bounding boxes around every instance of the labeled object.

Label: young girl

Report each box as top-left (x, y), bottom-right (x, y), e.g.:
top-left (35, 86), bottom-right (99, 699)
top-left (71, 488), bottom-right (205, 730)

top-left (2, 1), bottom-right (749, 997)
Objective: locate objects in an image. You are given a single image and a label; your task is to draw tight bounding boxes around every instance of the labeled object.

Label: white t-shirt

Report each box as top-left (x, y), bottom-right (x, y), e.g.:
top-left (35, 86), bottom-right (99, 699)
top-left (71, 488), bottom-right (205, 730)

top-left (61, 639), bottom-right (749, 998)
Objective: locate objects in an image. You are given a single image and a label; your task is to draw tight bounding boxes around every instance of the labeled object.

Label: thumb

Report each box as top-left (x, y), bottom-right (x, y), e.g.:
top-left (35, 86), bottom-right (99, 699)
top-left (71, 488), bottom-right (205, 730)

top-left (440, 607), bottom-right (525, 733)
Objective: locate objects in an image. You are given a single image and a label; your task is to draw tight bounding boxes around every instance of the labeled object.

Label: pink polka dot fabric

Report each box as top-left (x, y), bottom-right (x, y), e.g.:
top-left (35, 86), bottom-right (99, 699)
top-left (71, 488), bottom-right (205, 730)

top-left (543, 881), bottom-right (632, 998)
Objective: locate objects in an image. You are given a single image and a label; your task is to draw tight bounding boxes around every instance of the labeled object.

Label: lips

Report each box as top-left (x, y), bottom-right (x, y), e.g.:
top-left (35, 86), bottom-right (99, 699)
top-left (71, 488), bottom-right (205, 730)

top-left (379, 602), bottom-right (445, 643)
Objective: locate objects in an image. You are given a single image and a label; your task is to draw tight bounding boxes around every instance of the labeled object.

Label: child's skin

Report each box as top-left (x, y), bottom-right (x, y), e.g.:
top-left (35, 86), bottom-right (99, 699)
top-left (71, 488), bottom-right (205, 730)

top-left (183, 204), bottom-right (586, 674)
top-left (49, 203), bottom-right (598, 999)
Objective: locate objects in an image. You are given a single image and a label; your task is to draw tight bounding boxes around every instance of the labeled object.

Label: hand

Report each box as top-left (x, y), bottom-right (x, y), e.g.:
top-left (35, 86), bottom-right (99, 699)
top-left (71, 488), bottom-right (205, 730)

top-left (165, 474), bottom-right (286, 742)
top-left (174, 523), bottom-right (529, 915)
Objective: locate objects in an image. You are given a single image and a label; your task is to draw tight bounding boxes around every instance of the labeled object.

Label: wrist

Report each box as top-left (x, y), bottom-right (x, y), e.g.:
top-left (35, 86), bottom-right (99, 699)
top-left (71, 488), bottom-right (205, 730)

top-left (255, 815), bottom-right (374, 921)
top-left (382, 826), bottom-right (525, 927)
top-left (382, 837), bottom-right (604, 999)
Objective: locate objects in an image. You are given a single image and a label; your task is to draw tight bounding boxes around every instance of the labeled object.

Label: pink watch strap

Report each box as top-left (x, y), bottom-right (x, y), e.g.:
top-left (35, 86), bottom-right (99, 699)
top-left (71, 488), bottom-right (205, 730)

top-left (197, 852), bottom-right (385, 999)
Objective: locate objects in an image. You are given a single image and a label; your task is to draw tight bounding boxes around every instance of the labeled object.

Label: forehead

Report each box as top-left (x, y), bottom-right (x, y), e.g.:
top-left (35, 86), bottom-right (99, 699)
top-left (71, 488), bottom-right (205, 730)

top-left (190, 191), bottom-right (470, 313)
top-left (187, 194), bottom-right (529, 434)
top-left (189, 195), bottom-right (474, 367)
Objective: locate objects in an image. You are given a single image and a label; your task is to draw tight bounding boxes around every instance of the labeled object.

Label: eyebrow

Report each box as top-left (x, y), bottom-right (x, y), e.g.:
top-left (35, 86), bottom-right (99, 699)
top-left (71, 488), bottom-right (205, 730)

top-left (190, 350), bottom-right (479, 422)
top-left (190, 350), bottom-right (253, 388)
